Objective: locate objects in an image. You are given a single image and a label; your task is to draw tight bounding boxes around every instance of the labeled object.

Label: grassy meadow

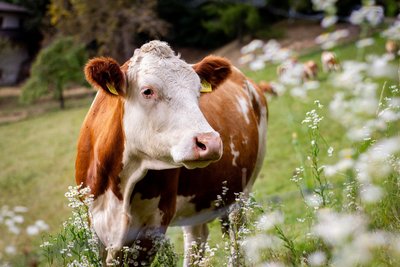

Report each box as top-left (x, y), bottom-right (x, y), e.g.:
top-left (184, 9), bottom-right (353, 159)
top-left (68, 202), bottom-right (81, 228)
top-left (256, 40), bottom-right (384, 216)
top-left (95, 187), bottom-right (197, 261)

top-left (0, 35), bottom-right (399, 266)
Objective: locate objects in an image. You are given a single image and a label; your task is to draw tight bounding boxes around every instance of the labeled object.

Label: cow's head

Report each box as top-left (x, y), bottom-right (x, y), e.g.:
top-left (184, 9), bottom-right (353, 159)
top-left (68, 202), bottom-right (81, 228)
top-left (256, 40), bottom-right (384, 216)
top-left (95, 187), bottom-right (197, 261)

top-left (85, 41), bottom-right (231, 169)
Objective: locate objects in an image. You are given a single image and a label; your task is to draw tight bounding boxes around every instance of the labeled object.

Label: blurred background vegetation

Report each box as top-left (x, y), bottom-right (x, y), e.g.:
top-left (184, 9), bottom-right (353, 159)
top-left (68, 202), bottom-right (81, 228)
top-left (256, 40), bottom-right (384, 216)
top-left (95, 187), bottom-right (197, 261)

top-left (1, 0), bottom-right (397, 105)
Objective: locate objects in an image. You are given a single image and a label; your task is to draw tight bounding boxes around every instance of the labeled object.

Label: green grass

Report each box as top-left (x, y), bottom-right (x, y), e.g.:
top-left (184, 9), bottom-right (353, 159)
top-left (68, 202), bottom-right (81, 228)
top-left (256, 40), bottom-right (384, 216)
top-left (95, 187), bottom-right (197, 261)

top-left (0, 106), bottom-right (90, 261)
top-left (0, 35), bottom-right (398, 265)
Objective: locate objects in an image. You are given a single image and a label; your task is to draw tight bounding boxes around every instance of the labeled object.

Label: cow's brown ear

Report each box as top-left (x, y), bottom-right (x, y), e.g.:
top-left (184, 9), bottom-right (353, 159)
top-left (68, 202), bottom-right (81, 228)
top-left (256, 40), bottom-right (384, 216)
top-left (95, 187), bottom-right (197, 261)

top-left (193, 55), bottom-right (232, 90)
top-left (84, 57), bottom-right (126, 96)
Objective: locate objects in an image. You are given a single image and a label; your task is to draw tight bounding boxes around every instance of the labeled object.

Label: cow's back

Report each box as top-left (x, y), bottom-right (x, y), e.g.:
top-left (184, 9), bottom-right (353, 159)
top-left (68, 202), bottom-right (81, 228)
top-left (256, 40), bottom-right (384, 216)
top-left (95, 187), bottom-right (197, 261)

top-left (172, 67), bottom-right (268, 225)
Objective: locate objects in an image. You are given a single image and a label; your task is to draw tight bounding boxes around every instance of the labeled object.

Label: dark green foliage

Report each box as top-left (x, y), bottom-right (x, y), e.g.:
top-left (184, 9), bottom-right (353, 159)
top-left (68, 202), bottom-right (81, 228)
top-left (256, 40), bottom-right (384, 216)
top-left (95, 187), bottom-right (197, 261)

top-left (158, 1), bottom-right (261, 48)
top-left (202, 3), bottom-right (261, 43)
top-left (20, 37), bottom-right (88, 109)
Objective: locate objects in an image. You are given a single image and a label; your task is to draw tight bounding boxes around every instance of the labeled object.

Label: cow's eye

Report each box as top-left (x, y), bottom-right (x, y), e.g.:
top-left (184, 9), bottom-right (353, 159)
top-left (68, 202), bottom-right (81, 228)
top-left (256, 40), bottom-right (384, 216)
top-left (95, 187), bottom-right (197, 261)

top-left (141, 88), bottom-right (155, 99)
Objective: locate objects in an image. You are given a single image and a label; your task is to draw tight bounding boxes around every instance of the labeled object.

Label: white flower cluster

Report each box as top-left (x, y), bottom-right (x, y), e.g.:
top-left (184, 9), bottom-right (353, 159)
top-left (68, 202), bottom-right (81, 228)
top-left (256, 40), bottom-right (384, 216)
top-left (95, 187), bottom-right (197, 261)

top-left (320, 15), bottom-right (338, 28)
top-left (240, 39), bottom-right (292, 71)
top-left (315, 29), bottom-right (349, 50)
top-left (349, 5), bottom-right (384, 26)
top-left (382, 20), bottom-right (400, 41)
top-left (313, 209), bottom-right (400, 266)
top-left (0, 205), bottom-right (49, 237)
top-left (329, 62), bottom-right (398, 142)
top-left (356, 136), bottom-right (400, 183)
top-left (302, 109), bottom-right (324, 130)
top-left (311, 0), bottom-right (337, 12)
top-left (26, 220), bottom-right (49, 236)
top-left (0, 205), bottom-right (27, 235)
top-left (65, 184), bottom-right (93, 209)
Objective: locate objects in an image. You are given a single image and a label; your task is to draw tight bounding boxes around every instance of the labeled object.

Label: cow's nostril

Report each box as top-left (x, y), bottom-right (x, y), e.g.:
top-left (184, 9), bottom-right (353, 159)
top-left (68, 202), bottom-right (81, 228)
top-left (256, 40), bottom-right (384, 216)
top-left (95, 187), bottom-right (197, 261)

top-left (196, 139), bottom-right (207, 151)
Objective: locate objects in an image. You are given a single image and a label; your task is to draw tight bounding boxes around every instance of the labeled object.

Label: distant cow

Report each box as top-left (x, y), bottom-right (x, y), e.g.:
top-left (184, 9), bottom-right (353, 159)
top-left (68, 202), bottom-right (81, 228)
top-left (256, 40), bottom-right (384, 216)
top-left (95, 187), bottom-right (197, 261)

top-left (385, 40), bottom-right (398, 56)
top-left (321, 51), bottom-right (341, 72)
top-left (76, 41), bottom-right (268, 266)
top-left (303, 60), bottom-right (318, 80)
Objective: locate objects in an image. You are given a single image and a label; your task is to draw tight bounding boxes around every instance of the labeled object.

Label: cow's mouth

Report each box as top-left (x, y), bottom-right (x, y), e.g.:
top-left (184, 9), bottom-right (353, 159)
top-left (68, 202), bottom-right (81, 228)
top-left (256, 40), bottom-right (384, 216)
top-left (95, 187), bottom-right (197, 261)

top-left (181, 159), bottom-right (219, 169)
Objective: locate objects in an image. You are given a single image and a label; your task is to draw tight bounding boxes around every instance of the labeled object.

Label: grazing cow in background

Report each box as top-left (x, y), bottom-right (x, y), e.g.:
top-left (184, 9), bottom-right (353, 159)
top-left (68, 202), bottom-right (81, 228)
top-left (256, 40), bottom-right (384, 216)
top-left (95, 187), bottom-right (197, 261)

top-left (75, 40), bottom-right (268, 266)
top-left (321, 51), bottom-right (341, 72)
top-left (276, 57), bottom-right (298, 76)
top-left (385, 40), bottom-right (399, 57)
top-left (303, 60), bottom-right (318, 80)
top-left (259, 80), bottom-right (277, 96)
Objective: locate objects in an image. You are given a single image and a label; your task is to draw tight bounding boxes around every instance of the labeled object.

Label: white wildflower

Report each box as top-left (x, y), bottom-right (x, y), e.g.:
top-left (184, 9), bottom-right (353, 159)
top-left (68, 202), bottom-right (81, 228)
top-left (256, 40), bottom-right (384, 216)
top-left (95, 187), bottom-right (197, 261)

top-left (239, 53), bottom-right (255, 65)
top-left (4, 245), bottom-right (16, 256)
top-left (382, 21), bottom-right (400, 41)
top-left (302, 109), bottom-right (324, 129)
top-left (257, 211), bottom-right (284, 231)
top-left (359, 183), bottom-right (384, 203)
top-left (306, 194), bottom-right (323, 209)
top-left (35, 220), bottom-right (49, 231)
top-left (312, 0), bottom-right (337, 12)
top-left (304, 81), bottom-right (320, 91)
top-left (314, 100), bottom-right (323, 109)
top-left (13, 206), bottom-right (28, 213)
top-left (26, 225), bottom-right (40, 236)
top-left (332, 61), bottom-right (367, 89)
top-left (290, 86), bottom-right (307, 99)
top-left (242, 234), bottom-right (282, 263)
top-left (315, 29), bottom-right (349, 49)
top-left (308, 250), bottom-right (326, 266)
top-left (313, 209), bottom-right (366, 245)
top-left (350, 5), bottom-right (384, 26)
top-left (260, 262), bottom-right (285, 267)
top-left (40, 241), bottom-right (53, 248)
top-left (356, 38), bottom-right (374, 48)
top-left (12, 215), bottom-right (24, 224)
top-left (355, 137), bottom-right (400, 181)
top-left (321, 15), bottom-right (338, 28)
top-left (249, 59), bottom-right (265, 71)
top-left (366, 54), bottom-right (398, 78)
top-left (327, 146), bottom-right (334, 157)
top-left (241, 39), bottom-right (264, 54)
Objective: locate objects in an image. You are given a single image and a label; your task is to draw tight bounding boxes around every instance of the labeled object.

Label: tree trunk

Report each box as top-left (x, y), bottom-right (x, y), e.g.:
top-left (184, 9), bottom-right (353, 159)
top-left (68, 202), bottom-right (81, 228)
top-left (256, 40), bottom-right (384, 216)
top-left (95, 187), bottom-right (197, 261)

top-left (59, 91), bottom-right (65, 109)
top-left (57, 83), bottom-right (65, 109)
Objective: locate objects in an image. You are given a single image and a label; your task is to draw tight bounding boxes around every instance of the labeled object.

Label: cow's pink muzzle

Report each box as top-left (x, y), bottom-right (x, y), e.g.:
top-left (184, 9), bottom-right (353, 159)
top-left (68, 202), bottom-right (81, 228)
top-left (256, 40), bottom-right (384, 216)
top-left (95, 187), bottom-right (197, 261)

top-left (194, 132), bottom-right (223, 161)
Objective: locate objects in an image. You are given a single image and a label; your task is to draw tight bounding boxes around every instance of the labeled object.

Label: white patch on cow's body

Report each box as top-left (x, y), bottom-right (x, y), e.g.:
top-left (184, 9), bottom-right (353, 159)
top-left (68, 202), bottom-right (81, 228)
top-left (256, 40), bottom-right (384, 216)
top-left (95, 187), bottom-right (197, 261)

top-left (90, 190), bottom-right (126, 253)
top-left (246, 80), bottom-right (262, 108)
top-left (236, 95), bottom-right (250, 124)
top-left (229, 136), bottom-right (240, 167)
top-left (245, 80), bottom-right (268, 193)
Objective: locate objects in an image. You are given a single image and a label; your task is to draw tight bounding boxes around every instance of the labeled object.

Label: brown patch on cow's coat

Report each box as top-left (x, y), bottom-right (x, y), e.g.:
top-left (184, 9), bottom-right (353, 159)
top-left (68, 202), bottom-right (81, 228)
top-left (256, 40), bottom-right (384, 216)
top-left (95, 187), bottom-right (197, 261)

top-left (75, 90), bottom-right (125, 199)
top-left (177, 68), bottom-right (261, 212)
top-left (193, 55), bottom-right (232, 90)
top-left (132, 169), bottom-right (181, 225)
top-left (85, 57), bottom-right (126, 96)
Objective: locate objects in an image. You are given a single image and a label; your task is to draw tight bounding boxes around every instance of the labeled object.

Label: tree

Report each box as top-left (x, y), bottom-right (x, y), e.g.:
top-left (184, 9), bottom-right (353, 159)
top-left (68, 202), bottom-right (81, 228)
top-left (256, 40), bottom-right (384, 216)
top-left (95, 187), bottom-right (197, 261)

top-left (47, 0), bottom-right (169, 62)
top-left (20, 37), bottom-right (87, 109)
top-left (202, 2), bottom-right (261, 44)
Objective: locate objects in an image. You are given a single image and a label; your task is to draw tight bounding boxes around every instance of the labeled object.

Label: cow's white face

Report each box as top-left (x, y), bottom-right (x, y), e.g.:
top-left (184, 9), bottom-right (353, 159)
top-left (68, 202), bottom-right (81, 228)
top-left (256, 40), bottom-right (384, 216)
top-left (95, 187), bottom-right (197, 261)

top-left (124, 43), bottom-right (220, 169)
top-left (85, 41), bottom-right (231, 170)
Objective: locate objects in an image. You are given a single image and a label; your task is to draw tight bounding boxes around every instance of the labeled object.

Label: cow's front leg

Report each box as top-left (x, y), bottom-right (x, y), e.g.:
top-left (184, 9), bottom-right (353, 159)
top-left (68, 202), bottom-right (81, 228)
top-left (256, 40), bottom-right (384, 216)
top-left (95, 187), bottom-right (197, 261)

top-left (105, 227), bottom-right (167, 267)
top-left (182, 223), bottom-right (209, 267)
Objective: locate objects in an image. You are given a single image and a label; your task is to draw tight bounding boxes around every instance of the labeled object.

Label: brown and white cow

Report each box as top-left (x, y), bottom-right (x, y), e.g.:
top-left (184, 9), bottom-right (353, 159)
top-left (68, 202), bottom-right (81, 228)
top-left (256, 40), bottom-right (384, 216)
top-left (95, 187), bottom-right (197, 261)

top-left (321, 51), bottom-right (341, 72)
top-left (75, 40), bottom-right (267, 266)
